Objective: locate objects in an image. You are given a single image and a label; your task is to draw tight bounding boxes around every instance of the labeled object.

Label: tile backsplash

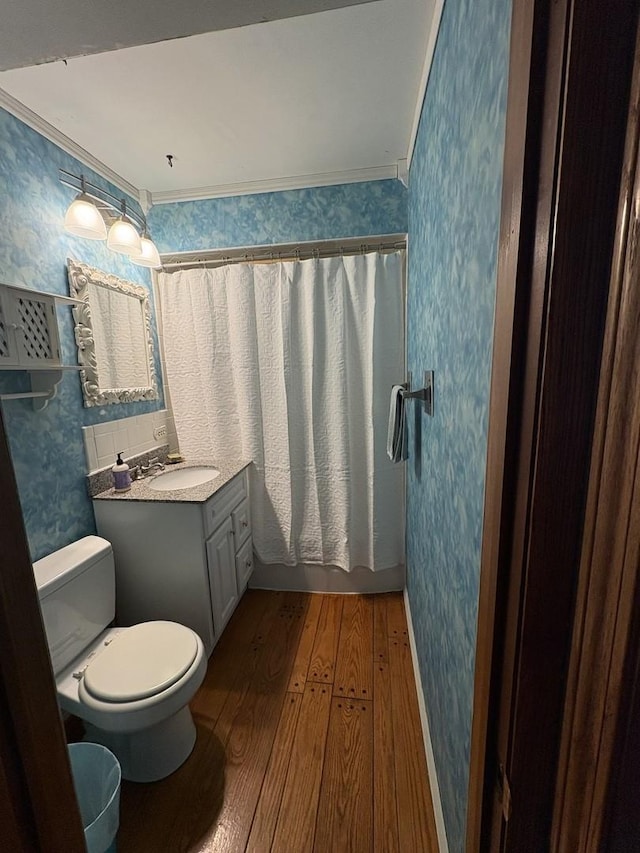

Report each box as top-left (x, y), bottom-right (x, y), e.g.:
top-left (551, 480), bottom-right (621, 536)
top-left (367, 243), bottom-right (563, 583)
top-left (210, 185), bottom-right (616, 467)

top-left (82, 409), bottom-right (178, 472)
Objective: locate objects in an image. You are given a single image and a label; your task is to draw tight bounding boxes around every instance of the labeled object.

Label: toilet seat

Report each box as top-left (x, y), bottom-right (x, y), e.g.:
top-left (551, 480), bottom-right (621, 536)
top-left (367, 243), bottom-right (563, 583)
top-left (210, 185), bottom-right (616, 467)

top-left (62, 625), bottom-right (207, 736)
top-left (82, 621), bottom-right (198, 703)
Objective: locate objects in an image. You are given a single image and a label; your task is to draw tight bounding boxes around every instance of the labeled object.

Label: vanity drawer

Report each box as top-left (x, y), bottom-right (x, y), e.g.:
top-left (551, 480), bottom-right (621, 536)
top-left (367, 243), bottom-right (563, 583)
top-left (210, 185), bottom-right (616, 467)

top-left (235, 538), bottom-right (254, 593)
top-left (202, 470), bottom-right (247, 539)
top-left (232, 497), bottom-right (251, 549)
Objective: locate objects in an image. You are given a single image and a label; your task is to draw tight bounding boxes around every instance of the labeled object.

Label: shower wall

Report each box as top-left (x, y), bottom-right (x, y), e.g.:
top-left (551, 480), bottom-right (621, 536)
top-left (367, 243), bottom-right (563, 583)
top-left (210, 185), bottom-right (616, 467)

top-left (148, 179), bottom-right (407, 252)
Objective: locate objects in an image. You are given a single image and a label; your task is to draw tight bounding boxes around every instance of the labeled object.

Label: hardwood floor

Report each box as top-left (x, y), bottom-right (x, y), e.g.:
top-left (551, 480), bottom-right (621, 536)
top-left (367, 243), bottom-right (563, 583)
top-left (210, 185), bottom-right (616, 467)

top-left (118, 590), bottom-right (438, 852)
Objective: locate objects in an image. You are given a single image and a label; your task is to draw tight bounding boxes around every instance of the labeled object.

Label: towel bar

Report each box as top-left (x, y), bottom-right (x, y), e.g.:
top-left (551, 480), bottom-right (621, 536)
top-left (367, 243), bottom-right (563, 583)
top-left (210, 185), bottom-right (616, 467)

top-left (404, 370), bottom-right (434, 416)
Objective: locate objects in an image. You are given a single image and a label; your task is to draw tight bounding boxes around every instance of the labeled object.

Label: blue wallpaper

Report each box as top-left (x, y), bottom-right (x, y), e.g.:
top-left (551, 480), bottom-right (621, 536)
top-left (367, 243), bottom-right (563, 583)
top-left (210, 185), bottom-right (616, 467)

top-left (0, 107), bottom-right (164, 561)
top-left (406, 0), bottom-right (511, 849)
top-left (148, 180), bottom-right (407, 252)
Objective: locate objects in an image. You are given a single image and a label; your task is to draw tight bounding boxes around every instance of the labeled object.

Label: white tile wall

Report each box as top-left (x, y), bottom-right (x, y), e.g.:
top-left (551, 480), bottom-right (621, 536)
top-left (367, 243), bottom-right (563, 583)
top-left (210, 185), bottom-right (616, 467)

top-left (81, 409), bottom-right (171, 473)
top-left (94, 431), bottom-right (115, 460)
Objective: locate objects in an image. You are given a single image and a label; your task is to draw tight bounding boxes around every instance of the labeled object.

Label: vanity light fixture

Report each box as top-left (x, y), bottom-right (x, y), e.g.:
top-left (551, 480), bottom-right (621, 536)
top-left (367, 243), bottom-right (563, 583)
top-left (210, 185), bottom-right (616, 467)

top-left (60, 169), bottom-right (161, 268)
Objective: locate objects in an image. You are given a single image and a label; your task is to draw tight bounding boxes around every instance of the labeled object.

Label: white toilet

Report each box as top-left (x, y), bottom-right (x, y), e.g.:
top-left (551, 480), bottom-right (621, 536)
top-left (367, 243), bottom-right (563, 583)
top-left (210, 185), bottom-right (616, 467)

top-left (33, 535), bottom-right (207, 783)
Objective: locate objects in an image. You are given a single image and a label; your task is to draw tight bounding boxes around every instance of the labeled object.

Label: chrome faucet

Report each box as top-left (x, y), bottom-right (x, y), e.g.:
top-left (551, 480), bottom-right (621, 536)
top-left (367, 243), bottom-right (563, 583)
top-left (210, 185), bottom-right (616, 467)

top-left (139, 457), bottom-right (165, 477)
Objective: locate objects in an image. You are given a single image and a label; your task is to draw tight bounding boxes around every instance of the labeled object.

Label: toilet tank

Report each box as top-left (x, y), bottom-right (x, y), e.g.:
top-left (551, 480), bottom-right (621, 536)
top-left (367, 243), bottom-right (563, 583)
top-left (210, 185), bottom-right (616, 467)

top-left (33, 536), bottom-right (115, 676)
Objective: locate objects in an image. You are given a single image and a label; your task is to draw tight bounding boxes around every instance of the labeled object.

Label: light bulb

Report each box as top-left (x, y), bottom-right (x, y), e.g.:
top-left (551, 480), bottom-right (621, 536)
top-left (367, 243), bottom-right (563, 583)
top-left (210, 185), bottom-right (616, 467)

top-left (107, 218), bottom-right (142, 256)
top-left (64, 194), bottom-right (107, 240)
top-left (131, 236), bottom-right (162, 269)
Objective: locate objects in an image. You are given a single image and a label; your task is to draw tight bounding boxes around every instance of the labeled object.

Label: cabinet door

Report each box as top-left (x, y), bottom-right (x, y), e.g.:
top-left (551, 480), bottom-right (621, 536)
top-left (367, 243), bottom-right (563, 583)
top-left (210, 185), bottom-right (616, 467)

top-left (206, 517), bottom-right (238, 637)
top-left (8, 290), bottom-right (60, 367)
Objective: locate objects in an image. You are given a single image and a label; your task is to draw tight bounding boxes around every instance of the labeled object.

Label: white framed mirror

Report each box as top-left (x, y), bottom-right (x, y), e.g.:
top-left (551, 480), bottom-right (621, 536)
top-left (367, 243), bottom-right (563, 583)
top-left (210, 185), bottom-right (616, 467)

top-left (67, 258), bottom-right (159, 407)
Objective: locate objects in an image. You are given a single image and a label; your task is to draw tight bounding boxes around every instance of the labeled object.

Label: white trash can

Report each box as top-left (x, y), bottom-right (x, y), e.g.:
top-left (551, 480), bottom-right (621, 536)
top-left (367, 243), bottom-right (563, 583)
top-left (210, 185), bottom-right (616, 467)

top-left (68, 742), bottom-right (121, 853)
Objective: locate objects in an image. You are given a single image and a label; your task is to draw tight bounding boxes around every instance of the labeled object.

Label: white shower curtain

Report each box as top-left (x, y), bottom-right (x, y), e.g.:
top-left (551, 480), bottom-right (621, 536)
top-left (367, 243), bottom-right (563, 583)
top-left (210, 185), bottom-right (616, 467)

top-left (158, 251), bottom-right (405, 572)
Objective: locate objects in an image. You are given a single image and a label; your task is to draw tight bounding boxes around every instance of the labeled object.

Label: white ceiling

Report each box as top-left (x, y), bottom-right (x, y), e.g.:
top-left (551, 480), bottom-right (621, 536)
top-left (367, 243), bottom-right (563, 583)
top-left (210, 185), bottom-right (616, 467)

top-left (0, 0), bottom-right (438, 201)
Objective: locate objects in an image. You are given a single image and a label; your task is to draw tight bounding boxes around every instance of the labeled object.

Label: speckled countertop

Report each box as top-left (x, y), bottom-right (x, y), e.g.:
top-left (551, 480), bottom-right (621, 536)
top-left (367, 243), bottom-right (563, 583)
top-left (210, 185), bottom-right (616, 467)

top-left (92, 458), bottom-right (252, 504)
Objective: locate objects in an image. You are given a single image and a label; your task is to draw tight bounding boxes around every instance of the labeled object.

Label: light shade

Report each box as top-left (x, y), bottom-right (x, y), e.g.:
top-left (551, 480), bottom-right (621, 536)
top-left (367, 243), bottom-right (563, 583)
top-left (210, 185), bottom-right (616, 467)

top-left (64, 194), bottom-right (107, 240)
top-left (131, 236), bottom-right (162, 269)
top-left (107, 218), bottom-right (142, 256)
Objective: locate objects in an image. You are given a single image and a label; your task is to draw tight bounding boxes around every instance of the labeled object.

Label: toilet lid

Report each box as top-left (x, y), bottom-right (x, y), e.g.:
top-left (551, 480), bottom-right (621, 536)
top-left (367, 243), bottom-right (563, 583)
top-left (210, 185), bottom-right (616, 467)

top-left (82, 622), bottom-right (198, 703)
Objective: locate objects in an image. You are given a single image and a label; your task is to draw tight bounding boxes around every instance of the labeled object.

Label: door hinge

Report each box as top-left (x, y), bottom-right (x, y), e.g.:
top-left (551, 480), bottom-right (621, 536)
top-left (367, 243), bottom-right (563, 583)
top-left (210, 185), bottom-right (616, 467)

top-left (497, 762), bottom-right (512, 822)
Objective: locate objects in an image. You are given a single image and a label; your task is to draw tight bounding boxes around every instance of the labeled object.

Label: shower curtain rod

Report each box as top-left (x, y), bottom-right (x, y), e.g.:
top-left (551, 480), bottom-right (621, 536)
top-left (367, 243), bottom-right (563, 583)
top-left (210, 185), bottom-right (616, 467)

top-left (159, 233), bottom-right (407, 271)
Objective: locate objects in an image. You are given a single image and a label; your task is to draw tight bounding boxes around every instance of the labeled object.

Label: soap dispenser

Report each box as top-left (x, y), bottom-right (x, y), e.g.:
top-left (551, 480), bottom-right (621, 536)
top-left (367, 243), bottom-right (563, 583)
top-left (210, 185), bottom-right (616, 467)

top-left (112, 452), bottom-right (131, 492)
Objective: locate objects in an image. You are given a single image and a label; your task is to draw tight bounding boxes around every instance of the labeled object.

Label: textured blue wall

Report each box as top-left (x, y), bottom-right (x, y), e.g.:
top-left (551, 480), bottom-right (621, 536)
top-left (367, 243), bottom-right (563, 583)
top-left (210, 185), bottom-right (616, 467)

top-left (0, 108), bottom-right (164, 561)
top-left (406, 0), bottom-right (511, 849)
top-left (148, 180), bottom-right (407, 252)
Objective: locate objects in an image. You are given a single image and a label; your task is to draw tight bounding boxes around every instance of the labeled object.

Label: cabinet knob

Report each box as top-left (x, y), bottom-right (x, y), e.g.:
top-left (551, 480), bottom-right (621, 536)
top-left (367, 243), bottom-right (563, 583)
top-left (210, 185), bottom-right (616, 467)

top-left (246, 560), bottom-right (252, 568)
top-left (241, 520), bottom-right (248, 528)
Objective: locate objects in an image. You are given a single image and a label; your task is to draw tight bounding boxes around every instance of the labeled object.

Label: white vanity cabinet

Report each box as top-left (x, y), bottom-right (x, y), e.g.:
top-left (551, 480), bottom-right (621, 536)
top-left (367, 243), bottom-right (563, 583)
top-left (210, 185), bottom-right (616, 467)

top-left (93, 466), bottom-right (253, 656)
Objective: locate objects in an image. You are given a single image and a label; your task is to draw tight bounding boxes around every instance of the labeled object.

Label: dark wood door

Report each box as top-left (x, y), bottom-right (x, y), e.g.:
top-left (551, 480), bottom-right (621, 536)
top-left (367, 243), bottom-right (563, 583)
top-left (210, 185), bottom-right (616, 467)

top-left (552, 28), bottom-right (640, 849)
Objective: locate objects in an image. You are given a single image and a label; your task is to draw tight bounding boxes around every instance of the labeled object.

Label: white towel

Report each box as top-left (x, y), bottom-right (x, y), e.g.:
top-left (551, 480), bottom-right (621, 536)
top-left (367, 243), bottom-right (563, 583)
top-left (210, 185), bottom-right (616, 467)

top-left (387, 384), bottom-right (407, 463)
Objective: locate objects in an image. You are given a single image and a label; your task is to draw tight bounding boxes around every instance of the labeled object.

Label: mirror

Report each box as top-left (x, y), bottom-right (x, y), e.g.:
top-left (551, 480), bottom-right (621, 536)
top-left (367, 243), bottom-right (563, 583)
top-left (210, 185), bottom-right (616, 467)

top-left (67, 258), bottom-right (159, 407)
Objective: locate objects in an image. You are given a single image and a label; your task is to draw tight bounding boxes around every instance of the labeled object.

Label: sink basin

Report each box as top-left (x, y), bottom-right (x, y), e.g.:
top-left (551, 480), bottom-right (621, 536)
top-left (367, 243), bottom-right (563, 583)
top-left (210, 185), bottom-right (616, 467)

top-left (148, 466), bottom-right (220, 491)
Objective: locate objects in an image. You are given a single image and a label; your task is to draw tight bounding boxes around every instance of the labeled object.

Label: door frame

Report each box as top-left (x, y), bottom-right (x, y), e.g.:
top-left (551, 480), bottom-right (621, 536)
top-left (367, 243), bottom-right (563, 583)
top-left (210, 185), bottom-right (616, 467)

top-left (467, 0), bottom-right (640, 850)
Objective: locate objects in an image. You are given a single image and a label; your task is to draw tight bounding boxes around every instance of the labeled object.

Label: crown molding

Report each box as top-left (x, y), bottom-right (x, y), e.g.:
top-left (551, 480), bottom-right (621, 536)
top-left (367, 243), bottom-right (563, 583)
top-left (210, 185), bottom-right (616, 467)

top-left (0, 88), bottom-right (139, 201)
top-left (149, 164), bottom-right (399, 205)
top-left (406, 0), bottom-right (445, 171)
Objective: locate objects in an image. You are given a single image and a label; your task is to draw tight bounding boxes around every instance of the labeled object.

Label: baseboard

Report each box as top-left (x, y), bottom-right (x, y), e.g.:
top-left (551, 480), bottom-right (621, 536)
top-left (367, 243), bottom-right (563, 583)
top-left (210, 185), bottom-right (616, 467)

top-left (403, 588), bottom-right (449, 853)
top-left (249, 559), bottom-right (405, 593)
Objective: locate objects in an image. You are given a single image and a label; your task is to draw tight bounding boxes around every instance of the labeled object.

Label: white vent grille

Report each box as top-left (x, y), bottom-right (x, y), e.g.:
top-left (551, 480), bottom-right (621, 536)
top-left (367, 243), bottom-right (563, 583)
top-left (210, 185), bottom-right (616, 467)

top-left (17, 297), bottom-right (53, 360)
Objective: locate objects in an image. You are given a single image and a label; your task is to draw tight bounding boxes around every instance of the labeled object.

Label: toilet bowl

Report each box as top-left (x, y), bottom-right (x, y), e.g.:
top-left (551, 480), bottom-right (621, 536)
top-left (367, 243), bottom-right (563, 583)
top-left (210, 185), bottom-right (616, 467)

top-left (33, 536), bottom-right (207, 782)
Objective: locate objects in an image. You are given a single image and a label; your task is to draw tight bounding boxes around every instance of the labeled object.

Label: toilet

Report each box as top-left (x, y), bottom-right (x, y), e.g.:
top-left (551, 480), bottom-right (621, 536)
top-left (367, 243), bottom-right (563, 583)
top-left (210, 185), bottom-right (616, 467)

top-left (33, 535), bottom-right (207, 783)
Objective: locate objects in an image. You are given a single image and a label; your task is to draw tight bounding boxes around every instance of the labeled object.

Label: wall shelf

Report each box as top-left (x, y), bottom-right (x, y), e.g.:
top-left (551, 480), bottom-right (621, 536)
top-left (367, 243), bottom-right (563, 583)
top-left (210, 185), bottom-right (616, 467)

top-left (0, 366), bottom-right (83, 410)
top-left (0, 282), bottom-right (83, 410)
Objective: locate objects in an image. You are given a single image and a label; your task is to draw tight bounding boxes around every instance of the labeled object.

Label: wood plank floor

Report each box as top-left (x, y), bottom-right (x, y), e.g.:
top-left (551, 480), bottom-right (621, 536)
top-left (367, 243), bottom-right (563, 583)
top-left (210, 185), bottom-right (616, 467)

top-left (118, 590), bottom-right (438, 853)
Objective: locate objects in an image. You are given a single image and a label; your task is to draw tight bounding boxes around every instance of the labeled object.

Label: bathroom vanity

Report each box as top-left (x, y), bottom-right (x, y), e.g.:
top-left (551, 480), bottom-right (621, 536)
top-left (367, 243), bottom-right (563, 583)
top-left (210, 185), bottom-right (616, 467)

top-left (92, 461), bottom-right (253, 656)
